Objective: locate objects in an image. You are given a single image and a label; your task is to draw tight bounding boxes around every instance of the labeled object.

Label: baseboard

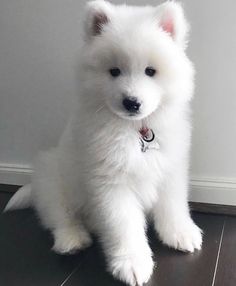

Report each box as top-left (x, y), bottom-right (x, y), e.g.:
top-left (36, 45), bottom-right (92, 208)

top-left (0, 164), bottom-right (32, 186)
top-left (0, 163), bottom-right (236, 206)
top-left (190, 177), bottom-right (236, 206)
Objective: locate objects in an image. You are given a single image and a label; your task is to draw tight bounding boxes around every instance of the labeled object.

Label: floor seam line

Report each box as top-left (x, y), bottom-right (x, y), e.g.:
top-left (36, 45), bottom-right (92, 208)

top-left (211, 218), bottom-right (225, 286)
top-left (60, 265), bottom-right (80, 286)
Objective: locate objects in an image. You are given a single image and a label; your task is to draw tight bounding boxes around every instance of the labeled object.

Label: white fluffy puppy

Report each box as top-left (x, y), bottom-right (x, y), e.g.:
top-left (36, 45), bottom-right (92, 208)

top-left (6, 1), bottom-right (202, 285)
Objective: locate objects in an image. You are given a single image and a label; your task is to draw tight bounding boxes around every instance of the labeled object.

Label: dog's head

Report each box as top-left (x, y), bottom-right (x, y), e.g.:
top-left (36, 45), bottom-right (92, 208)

top-left (81, 0), bottom-right (194, 120)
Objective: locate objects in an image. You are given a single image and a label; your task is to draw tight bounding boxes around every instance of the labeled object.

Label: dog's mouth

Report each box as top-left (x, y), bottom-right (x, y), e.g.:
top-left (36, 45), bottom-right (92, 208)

top-left (128, 111), bottom-right (140, 117)
top-left (109, 107), bottom-right (146, 121)
top-left (105, 99), bottom-right (155, 121)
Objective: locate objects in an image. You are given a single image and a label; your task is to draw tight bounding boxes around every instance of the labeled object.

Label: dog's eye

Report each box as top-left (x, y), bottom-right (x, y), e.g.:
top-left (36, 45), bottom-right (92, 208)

top-left (145, 67), bottom-right (156, 77)
top-left (109, 68), bottom-right (121, 77)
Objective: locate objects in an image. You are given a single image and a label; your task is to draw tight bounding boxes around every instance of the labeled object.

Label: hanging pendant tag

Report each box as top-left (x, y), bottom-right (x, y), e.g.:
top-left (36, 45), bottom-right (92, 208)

top-left (139, 129), bottom-right (160, 152)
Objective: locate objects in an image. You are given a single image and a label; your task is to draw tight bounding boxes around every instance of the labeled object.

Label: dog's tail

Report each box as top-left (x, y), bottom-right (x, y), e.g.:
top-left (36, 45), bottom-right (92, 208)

top-left (4, 184), bottom-right (32, 212)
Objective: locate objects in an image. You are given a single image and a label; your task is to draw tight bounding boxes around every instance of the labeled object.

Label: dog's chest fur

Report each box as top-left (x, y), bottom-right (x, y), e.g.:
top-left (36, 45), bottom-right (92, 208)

top-left (65, 106), bottom-right (188, 212)
top-left (57, 95), bottom-right (190, 214)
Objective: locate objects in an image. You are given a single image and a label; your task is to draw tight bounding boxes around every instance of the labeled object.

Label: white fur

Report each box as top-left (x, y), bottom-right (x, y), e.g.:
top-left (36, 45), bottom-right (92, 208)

top-left (5, 1), bottom-right (202, 285)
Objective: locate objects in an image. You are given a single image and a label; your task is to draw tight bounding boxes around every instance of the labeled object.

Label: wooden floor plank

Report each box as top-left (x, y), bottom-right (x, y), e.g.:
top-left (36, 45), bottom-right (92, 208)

top-left (0, 191), bottom-right (12, 212)
top-left (0, 184), bottom-right (20, 194)
top-left (190, 202), bottom-right (236, 216)
top-left (61, 240), bottom-right (124, 286)
top-left (214, 216), bottom-right (236, 286)
top-left (146, 213), bottom-right (225, 286)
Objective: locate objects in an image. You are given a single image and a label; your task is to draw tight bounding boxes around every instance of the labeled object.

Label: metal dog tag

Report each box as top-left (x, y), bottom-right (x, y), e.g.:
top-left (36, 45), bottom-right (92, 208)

top-left (139, 129), bottom-right (160, 152)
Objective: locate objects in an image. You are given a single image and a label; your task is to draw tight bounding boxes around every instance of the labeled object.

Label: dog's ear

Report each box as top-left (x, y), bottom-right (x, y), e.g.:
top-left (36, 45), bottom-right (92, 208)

top-left (156, 1), bottom-right (189, 49)
top-left (84, 0), bottom-right (112, 39)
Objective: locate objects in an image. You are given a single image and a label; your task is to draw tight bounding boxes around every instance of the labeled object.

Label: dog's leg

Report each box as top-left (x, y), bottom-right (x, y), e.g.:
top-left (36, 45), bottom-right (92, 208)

top-left (33, 151), bottom-right (92, 254)
top-left (91, 185), bottom-right (154, 286)
top-left (153, 169), bottom-right (202, 253)
top-left (36, 184), bottom-right (92, 254)
top-left (36, 189), bottom-right (92, 254)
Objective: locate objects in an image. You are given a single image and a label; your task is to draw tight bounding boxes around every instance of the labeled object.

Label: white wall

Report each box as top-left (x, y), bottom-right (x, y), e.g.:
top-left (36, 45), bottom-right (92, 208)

top-left (0, 1), bottom-right (236, 204)
top-left (0, 0), bottom-right (83, 165)
top-left (187, 0), bottom-right (236, 179)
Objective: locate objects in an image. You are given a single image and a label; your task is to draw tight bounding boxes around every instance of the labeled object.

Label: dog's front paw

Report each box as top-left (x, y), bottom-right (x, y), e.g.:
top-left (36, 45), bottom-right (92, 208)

top-left (109, 249), bottom-right (154, 286)
top-left (158, 219), bottom-right (203, 253)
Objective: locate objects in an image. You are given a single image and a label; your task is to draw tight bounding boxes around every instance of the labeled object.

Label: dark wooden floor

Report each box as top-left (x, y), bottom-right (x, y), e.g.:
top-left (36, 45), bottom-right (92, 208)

top-left (0, 185), bottom-right (235, 286)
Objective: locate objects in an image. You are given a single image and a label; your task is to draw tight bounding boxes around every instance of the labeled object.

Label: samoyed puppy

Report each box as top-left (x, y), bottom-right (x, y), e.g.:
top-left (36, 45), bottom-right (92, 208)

top-left (5, 1), bottom-right (202, 285)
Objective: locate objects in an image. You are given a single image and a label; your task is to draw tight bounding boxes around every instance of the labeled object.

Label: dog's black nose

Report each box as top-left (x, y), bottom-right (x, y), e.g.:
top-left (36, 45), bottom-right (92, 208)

top-left (122, 97), bottom-right (141, 113)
